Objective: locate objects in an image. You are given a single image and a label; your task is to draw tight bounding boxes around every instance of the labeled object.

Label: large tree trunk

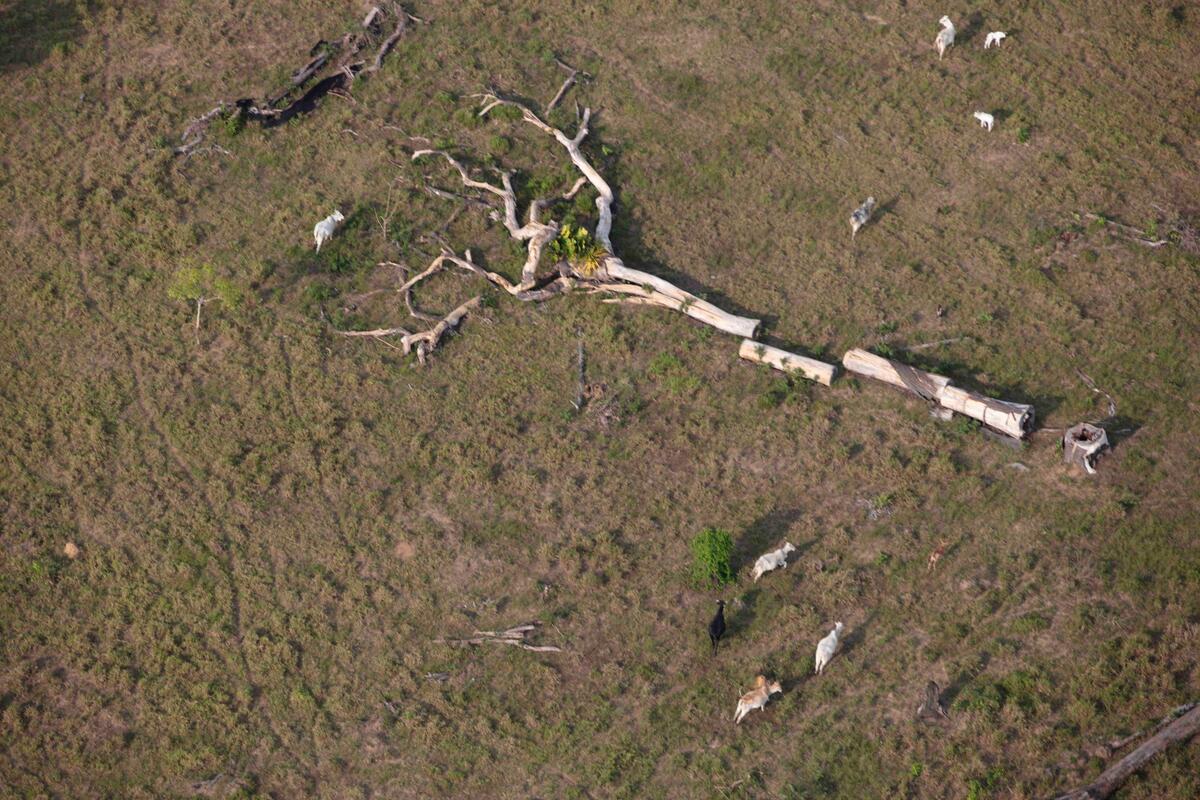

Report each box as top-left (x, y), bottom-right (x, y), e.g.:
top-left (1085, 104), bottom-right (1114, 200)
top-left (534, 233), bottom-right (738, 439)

top-left (1053, 703), bottom-right (1200, 799)
top-left (842, 349), bottom-right (1034, 438)
top-left (738, 340), bottom-right (836, 386)
top-left (599, 260), bottom-right (759, 338)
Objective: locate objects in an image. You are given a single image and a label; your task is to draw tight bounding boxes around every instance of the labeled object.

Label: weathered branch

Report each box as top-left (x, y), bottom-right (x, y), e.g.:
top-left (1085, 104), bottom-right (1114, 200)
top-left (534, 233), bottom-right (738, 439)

top-left (331, 250), bottom-right (468, 359)
top-left (405, 296), bottom-right (480, 365)
top-left (174, 5), bottom-right (419, 156)
top-left (843, 349), bottom-right (1034, 438)
top-left (436, 621), bottom-right (563, 652)
top-left (546, 57), bottom-right (590, 113)
top-left (1082, 213), bottom-right (1169, 248)
top-left (1053, 703), bottom-right (1200, 800)
top-left (738, 340), bottom-right (837, 386)
top-left (572, 337), bottom-right (586, 411)
top-left (337, 326), bottom-right (412, 338)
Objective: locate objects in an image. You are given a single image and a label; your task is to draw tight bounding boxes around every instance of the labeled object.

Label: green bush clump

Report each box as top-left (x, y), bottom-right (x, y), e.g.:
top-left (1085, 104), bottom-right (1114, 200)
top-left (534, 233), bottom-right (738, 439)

top-left (548, 223), bottom-right (608, 276)
top-left (690, 527), bottom-right (734, 586)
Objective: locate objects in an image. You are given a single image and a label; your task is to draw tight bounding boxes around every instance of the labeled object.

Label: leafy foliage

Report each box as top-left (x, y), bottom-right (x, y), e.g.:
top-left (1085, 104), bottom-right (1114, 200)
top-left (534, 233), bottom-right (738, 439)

top-left (548, 223), bottom-right (608, 276)
top-left (690, 527), bottom-right (735, 587)
top-left (167, 263), bottom-right (242, 307)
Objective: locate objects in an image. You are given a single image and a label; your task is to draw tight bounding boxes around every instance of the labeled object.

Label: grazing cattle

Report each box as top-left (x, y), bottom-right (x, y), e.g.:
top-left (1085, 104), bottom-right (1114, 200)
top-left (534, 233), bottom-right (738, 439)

top-left (734, 675), bottom-right (783, 724)
top-left (984, 31), bottom-right (1008, 49)
top-left (708, 599), bottom-right (726, 655)
top-left (935, 16), bottom-right (956, 60)
top-left (313, 209), bottom-right (345, 252)
top-left (850, 197), bottom-right (877, 239)
top-left (814, 622), bottom-right (844, 674)
top-left (751, 542), bottom-right (797, 582)
top-left (973, 111), bottom-right (995, 131)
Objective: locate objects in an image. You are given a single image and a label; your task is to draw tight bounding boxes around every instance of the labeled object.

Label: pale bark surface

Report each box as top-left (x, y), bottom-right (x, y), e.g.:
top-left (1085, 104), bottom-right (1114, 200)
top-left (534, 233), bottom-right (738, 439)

top-left (738, 340), bottom-right (837, 386)
top-left (843, 349), bottom-right (1034, 438)
top-left (350, 82), bottom-right (760, 361)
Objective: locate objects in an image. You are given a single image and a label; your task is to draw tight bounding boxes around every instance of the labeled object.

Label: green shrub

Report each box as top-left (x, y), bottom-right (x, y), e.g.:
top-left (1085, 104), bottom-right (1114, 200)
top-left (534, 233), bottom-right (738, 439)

top-left (221, 109), bottom-right (246, 137)
top-left (548, 223), bottom-right (608, 276)
top-left (690, 527), bottom-right (734, 586)
top-left (488, 135), bottom-right (512, 156)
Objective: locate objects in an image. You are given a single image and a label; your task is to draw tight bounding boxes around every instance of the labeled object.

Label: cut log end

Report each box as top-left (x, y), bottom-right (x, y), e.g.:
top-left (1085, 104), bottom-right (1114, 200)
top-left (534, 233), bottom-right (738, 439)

top-left (1063, 423), bottom-right (1109, 474)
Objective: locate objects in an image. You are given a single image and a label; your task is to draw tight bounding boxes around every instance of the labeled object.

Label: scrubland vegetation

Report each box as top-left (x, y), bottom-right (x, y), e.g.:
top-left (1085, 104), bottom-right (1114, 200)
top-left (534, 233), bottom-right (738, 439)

top-left (1, 1), bottom-right (1198, 797)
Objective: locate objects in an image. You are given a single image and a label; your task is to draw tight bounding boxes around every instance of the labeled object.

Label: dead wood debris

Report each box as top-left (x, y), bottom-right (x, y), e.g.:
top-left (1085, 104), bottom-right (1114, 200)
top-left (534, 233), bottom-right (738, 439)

top-left (1054, 702), bottom-right (1200, 800)
top-left (1082, 210), bottom-right (1200, 254)
top-left (436, 622), bottom-right (563, 653)
top-left (546, 56), bottom-right (591, 113)
top-left (341, 71), bottom-right (757, 362)
top-left (173, 4), bottom-right (423, 156)
top-left (572, 336), bottom-right (586, 411)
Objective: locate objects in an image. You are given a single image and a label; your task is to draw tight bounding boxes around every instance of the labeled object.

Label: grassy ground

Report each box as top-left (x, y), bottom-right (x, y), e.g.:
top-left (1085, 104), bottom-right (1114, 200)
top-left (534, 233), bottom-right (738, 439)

top-left (1, 1), bottom-right (1199, 798)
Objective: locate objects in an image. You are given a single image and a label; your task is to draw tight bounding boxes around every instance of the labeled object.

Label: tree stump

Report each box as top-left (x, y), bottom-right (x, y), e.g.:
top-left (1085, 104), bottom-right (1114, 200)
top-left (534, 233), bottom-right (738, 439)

top-left (1063, 423), bottom-right (1109, 474)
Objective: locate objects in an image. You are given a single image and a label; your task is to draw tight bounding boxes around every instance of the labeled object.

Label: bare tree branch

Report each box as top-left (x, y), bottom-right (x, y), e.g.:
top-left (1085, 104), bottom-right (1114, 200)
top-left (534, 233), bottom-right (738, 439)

top-left (436, 621), bottom-right (563, 652)
top-left (546, 57), bottom-right (591, 113)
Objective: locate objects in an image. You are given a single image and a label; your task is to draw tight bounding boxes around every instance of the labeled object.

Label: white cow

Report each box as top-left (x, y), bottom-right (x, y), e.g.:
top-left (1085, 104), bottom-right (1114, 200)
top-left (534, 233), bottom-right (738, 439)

top-left (751, 542), bottom-right (797, 582)
top-left (973, 111), bottom-right (995, 132)
top-left (935, 16), bottom-right (956, 60)
top-left (814, 622), bottom-right (844, 674)
top-left (313, 209), bottom-right (345, 252)
top-left (984, 31), bottom-right (1007, 49)
top-left (850, 197), bottom-right (877, 239)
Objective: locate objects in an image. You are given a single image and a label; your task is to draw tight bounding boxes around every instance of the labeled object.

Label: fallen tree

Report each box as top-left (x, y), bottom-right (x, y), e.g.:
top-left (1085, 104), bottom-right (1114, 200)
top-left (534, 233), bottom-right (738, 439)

top-left (435, 622), bottom-right (562, 653)
top-left (343, 77), bottom-right (761, 360)
top-left (174, 4), bottom-right (422, 156)
top-left (842, 348), bottom-right (1034, 438)
top-left (1053, 702), bottom-right (1200, 800)
top-left (738, 340), bottom-right (837, 386)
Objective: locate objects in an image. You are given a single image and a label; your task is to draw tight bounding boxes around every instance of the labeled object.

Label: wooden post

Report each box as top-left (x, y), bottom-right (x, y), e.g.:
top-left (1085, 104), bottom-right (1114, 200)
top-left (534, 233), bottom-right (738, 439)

top-left (1063, 423), bottom-right (1109, 474)
top-left (842, 349), bottom-right (1034, 439)
top-left (738, 341), bottom-right (837, 386)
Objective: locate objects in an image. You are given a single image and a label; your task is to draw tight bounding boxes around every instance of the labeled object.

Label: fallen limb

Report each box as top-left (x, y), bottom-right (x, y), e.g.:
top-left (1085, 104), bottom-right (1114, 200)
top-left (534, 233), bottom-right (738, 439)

top-left (898, 336), bottom-right (972, 352)
top-left (547, 56), bottom-right (590, 113)
top-left (360, 77), bottom-right (762, 353)
top-left (1082, 213), bottom-right (1169, 248)
top-left (404, 296), bottom-right (480, 365)
top-left (1053, 702), bottom-right (1200, 800)
top-left (174, 5), bottom-right (421, 156)
top-left (738, 340), bottom-right (837, 386)
top-left (843, 349), bottom-right (1034, 438)
top-left (350, 68), bottom-right (757, 361)
top-left (436, 621), bottom-right (563, 653)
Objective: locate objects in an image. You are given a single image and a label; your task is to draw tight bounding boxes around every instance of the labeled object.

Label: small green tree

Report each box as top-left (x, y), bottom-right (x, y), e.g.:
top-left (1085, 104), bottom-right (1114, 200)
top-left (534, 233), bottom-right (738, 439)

top-left (168, 263), bottom-right (242, 332)
top-left (690, 527), bottom-right (735, 587)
